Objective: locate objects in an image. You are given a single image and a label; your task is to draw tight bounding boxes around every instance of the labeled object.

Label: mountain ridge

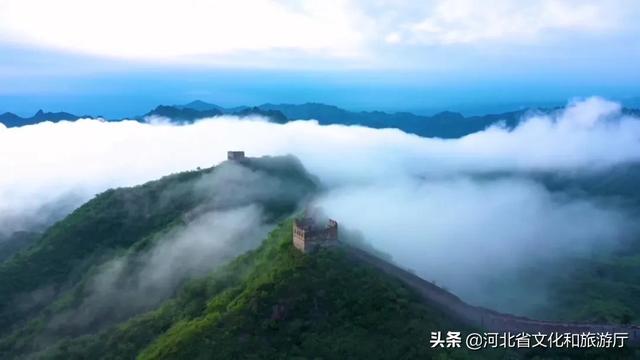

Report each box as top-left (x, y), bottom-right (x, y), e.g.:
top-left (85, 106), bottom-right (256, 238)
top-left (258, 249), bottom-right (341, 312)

top-left (1, 156), bottom-right (640, 358)
top-left (40, 220), bottom-right (480, 360)
top-left (7, 100), bottom-right (636, 139)
top-left (0, 155), bottom-right (319, 358)
top-left (0, 109), bottom-right (93, 127)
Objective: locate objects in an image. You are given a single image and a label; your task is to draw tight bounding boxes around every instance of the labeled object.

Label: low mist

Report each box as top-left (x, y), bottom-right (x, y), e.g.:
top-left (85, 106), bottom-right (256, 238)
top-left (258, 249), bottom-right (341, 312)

top-left (317, 176), bottom-right (638, 313)
top-left (45, 158), bottom-right (311, 334)
top-left (2, 96), bottom-right (640, 315)
top-left (49, 205), bottom-right (269, 333)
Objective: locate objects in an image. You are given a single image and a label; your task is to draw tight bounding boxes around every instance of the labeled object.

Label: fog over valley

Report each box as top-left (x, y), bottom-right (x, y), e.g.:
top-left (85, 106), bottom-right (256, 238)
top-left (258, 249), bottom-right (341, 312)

top-left (3, 0), bottom-right (640, 357)
top-left (1, 96), bottom-right (640, 317)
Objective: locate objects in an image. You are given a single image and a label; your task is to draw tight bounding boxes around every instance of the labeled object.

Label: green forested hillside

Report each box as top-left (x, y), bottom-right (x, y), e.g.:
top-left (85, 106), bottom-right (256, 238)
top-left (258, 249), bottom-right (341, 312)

top-left (2, 156), bottom-right (640, 359)
top-left (0, 155), bottom-right (318, 358)
top-left (0, 231), bottom-right (40, 262)
top-left (0, 170), bottom-right (203, 329)
top-left (43, 220), bottom-right (491, 360)
top-left (41, 219), bottom-right (638, 360)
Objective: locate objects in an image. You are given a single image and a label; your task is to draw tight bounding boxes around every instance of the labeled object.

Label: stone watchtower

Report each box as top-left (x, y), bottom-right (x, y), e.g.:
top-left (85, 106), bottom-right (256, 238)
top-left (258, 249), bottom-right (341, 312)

top-left (227, 151), bottom-right (246, 161)
top-left (293, 212), bottom-right (338, 253)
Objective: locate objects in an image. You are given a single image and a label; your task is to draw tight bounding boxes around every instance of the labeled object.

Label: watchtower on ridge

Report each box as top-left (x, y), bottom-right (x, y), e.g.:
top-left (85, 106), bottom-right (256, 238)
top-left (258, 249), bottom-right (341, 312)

top-left (293, 210), bottom-right (338, 253)
top-left (227, 151), bottom-right (246, 161)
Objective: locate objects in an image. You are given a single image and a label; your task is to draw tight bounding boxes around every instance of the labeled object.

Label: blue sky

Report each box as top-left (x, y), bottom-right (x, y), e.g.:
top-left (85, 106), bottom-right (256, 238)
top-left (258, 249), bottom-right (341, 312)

top-left (0, 0), bottom-right (639, 117)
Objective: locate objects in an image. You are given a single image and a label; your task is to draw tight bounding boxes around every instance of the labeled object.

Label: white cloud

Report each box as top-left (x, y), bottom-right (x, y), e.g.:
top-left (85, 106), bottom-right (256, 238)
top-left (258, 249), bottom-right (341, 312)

top-left (0, 0), bottom-right (635, 65)
top-left (49, 204), bottom-right (270, 330)
top-left (2, 97), bottom-right (640, 316)
top-left (384, 32), bottom-right (402, 44)
top-left (0, 0), bottom-right (364, 61)
top-left (1, 97), bottom-right (639, 237)
top-left (317, 176), bottom-right (635, 313)
top-left (387, 0), bottom-right (620, 45)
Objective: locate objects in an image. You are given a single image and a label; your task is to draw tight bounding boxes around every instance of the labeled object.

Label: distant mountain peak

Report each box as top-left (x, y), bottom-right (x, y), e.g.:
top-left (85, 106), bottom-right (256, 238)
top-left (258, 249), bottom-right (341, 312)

top-left (186, 100), bottom-right (212, 106)
top-left (432, 111), bottom-right (465, 120)
top-left (178, 100), bottom-right (223, 112)
top-left (234, 106), bottom-right (287, 123)
top-left (145, 105), bottom-right (223, 121)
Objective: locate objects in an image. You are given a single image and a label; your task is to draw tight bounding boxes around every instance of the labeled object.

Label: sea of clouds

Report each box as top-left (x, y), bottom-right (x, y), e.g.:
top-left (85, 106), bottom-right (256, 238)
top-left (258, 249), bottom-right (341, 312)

top-left (2, 96), bottom-right (640, 315)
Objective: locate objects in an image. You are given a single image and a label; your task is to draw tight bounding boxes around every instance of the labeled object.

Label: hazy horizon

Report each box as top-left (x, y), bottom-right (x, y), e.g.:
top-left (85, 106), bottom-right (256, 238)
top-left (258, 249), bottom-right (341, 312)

top-left (1, 1), bottom-right (639, 118)
top-left (2, 90), bottom-right (640, 119)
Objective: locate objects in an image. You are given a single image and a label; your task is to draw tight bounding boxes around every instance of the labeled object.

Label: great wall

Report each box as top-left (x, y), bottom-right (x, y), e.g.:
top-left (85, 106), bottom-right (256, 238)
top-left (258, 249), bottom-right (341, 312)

top-left (345, 245), bottom-right (640, 345)
top-left (292, 213), bottom-right (640, 345)
top-left (226, 152), bottom-right (640, 346)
